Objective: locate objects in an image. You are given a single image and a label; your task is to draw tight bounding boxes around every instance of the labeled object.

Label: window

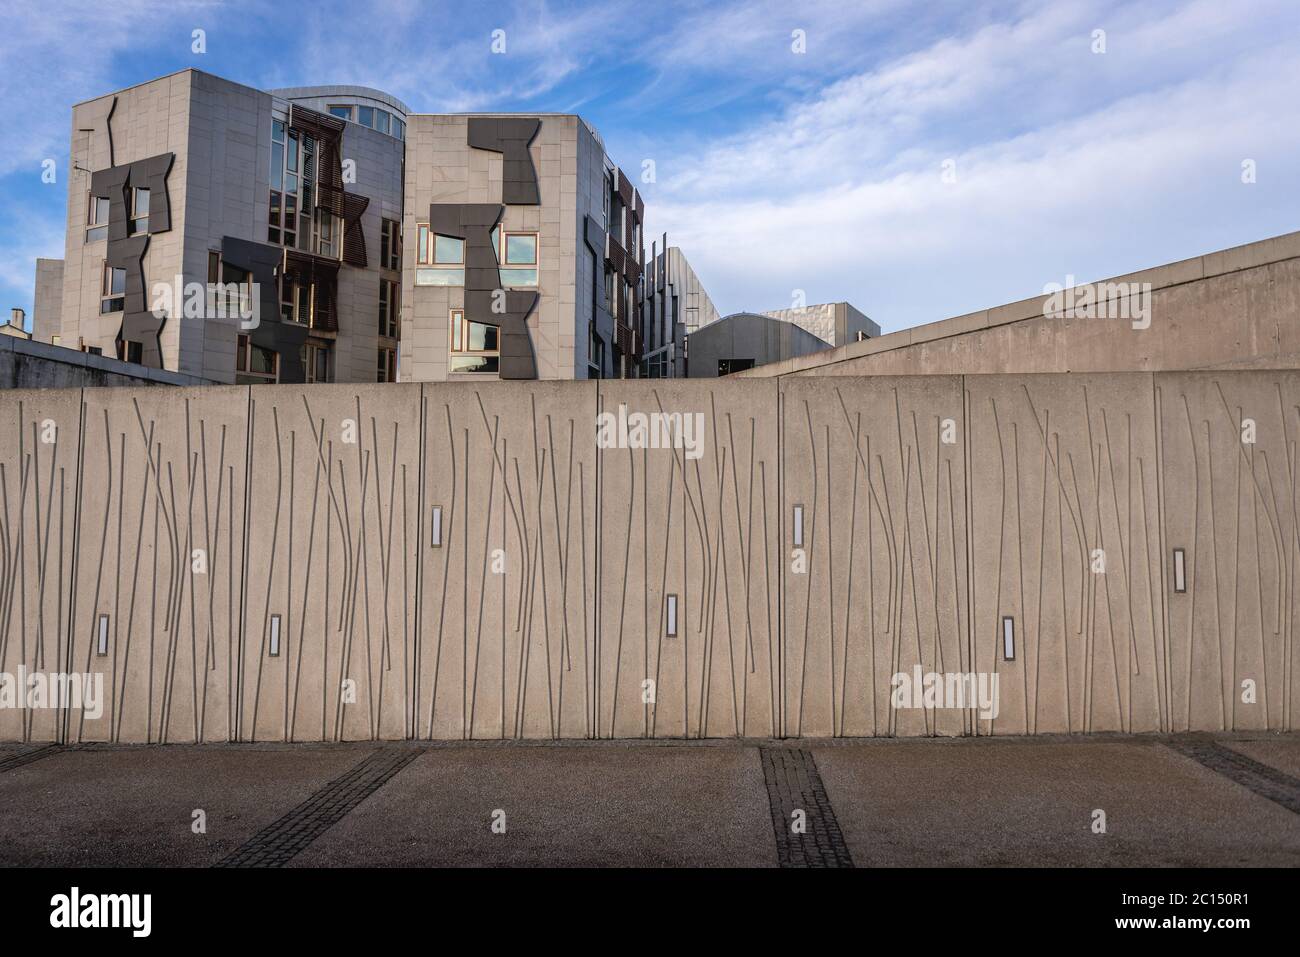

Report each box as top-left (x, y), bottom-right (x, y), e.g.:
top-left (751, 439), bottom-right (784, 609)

top-left (374, 110), bottom-right (390, 135)
top-left (268, 119), bottom-right (327, 253)
top-left (377, 347), bottom-right (397, 382)
top-left (499, 232), bottom-right (538, 287)
top-left (235, 333), bottom-right (278, 383)
top-left (379, 279), bottom-right (399, 339)
top-left (116, 339), bottom-right (143, 364)
top-left (280, 274), bottom-right (314, 327)
top-left (393, 118), bottom-right (405, 141)
top-left (129, 187), bottom-right (150, 234)
top-left (604, 268), bottom-right (615, 315)
top-left (415, 226), bottom-right (465, 285)
top-left (87, 195), bottom-right (109, 242)
top-left (328, 105), bottom-right (353, 121)
top-left (357, 106), bottom-right (374, 128)
top-left (301, 342), bottom-right (330, 383)
top-left (380, 219), bottom-right (401, 270)
top-left (100, 263), bottom-right (125, 314)
top-left (718, 358), bottom-right (755, 376)
top-left (448, 309), bottom-right (499, 373)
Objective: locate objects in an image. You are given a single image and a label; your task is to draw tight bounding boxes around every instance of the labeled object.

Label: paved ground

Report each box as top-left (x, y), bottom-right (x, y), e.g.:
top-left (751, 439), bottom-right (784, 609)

top-left (0, 733), bottom-right (1296, 867)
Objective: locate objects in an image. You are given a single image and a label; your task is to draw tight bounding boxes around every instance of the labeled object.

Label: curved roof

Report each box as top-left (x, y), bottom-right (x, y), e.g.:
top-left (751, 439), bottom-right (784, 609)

top-left (269, 85), bottom-right (411, 117)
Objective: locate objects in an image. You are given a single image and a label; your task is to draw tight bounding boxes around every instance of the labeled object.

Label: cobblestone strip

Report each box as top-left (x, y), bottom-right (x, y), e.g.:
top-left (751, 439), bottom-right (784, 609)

top-left (759, 747), bottom-right (854, 867)
top-left (0, 744), bottom-right (64, 774)
top-left (1167, 739), bottom-right (1300, 815)
top-left (216, 747), bottom-right (425, 867)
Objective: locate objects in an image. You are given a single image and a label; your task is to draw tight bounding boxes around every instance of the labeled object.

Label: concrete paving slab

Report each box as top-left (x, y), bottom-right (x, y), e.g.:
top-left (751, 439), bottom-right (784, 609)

top-left (0, 745), bottom-right (371, 866)
top-left (290, 743), bottom-right (775, 867)
top-left (814, 738), bottom-right (1300, 866)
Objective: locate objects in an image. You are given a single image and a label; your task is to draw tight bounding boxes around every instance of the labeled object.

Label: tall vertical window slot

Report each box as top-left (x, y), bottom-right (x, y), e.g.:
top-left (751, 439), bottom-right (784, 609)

top-left (269, 614), bottom-right (281, 657)
top-left (381, 218), bottom-right (401, 270)
top-left (666, 595), bottom-right (678, 637)
top-left (97, 615), bottom-right (110, 656)
top-left (1002, 617), bottom-right (1016, 661)
top-left (1173, 548), bottom-right (1187, 593)
top-left (792, 505), bottom-right (804, 547)
top-left (379, 279), bottom-right (399, 339)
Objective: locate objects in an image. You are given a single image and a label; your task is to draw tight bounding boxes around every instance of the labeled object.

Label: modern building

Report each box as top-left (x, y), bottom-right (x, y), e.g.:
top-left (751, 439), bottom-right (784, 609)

top-left (682, 301), bottom-right (879, 377)
top-left (641, 243), bottom-right (720, 377)
top-left (684, 311), bottom-right (833, 376)
top-left (400, 113), bottom-right (645, 380)
top-left (758, 301), bottom-right (879, 348)
top-left (33, 68), bottom-right (659, 385)
top-left (35, 69), bottom-right (407, 384)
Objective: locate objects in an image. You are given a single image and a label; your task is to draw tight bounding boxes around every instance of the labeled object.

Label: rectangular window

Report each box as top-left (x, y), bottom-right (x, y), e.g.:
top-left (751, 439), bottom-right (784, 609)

top-left (1002, 616), bottom-right (1016, 661)
top-left (499, 232), bottom-right (538, 287)
top-left (379, 279), bottom-right (399, 339)
top-left (666, 595), bottom-right (678, 637)
top-left (374, 110), bottom-right (390, 135)
top-left (129, 187), bottom-right (149, 234)
top-left (357, 106), bottom-right (374, 128)
top-left (393, 118), bottom-right (405, 141)
top-left (301, 342), bottom-right (330, 383)
top-left (415, 227), bottom-right (465, 285)
top-left (1173, 548), bottom-right (1187, 593)
top-left (328, 105), bottom-right (353, 121)
top-left (380, 218), bottom-right (401, 270)
top-left (100, 263), bottom-right (125, 314)
top-left (377, 347), bottom-right (397, 383)
top-left (235, 333), bottom-right (278, 383)
top-left (269, 119), bottom-right (315, 249)
top-left (269, 614), bottom-right (281, 657)
top-left (448, 308), bottom-right (500, 374)
top-left (116, 339), bottom-right (143, 364)
top-left (86, 195), bottom-right (109, 243)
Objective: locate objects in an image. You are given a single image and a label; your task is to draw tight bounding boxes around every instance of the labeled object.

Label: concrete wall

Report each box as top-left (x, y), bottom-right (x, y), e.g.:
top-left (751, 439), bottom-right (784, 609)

top-left (739, 231), bottom-right (1300, 378)
top-left (0, 336), bottom-right (211, 389)
top-left (2, 372), bottom-right (1295, 743)
top-left (33, 259), bottom-right (64, 344)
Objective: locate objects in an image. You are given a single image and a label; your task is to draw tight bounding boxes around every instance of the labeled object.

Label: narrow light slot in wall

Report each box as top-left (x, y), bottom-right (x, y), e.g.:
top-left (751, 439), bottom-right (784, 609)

top-left (1173, 548), bottom-right (1186, 593)
top-left (793, 505), bottom-right (804, 547)
top-left (431, 506), bottom-right (442, 547)
top-left (96, 614), bottom-right (109, 656)
top-left (666, 594), bottom-right (678, 637)
top-left (1001, 616), bottom-right (1015, 661)
top-left (269, 614), bottom-right (281, 657)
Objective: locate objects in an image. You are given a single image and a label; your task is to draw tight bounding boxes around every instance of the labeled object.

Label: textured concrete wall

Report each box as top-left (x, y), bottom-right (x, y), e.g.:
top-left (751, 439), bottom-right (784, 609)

top-left (738, 231), bottom-right (1300, 379)
top-left (1, 373), bottom-right (1295, 743)
top-left (0, 336), bottom-right (212, 390)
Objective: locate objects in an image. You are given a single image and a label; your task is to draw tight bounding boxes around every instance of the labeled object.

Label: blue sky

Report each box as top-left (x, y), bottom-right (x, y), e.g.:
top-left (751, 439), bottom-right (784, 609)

top-left (2, 0), bottom-right (1298, 335)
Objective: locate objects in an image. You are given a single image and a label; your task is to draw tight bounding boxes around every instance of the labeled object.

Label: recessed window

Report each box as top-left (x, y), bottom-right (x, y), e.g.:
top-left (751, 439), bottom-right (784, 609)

top-left (415, 226), bottom-right (465, 285)
top-left (86, 195), bottom-right (109, 242)
top-left (1173, 548), bottom-right (1187, 593)
top-left (448, 308), bottom-right (499, 374)
top-left (1002, 616), bottom-right (1016, 661)
top-left (116, 339), bottom-right (143, 364)
top-left (301, 341), bottom-right (330, 383)
top-left (377, 347), bottom-right (397, 382)
top-left (269, 119), bottom-right (324, 252)
top-left (97, 614), bottom-right (109, 656)
top-left (379, 279), bottom-right (399, 339)
top-left (235, 333), bottom-right (278, 384)
top-left (373, 110), bottom-right (390, 135)
top-left (792, 505), bottom-right (804, 547)
top-left (129, 187), bottom-right (150, 234)
top-left (100, 263), bottom-right (125, 314)
top-left (666, 595), bottom-right (678, 637)
top-left (280, 274), bottom-right (314, 327)
top-left (380, 218), bottom-right (401, 271)
top-left (328, 105), bottom-right (353, 121)
top-left (491, 231), bottom-right (538, 287)
top-left (357, 106), bottom-right (374, 128)
top-left (269, 614), bottom-right (281, 657)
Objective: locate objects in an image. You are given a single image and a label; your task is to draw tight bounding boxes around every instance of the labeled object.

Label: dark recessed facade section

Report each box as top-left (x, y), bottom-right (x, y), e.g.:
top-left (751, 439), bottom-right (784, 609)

top-left (90, 153), bottom-right (174, 244)
top-left (467, 117), bottom-right (541, 206)
top-left (429, 202), bottom-right (538, 380)
top-left (221, 236), bottom-right (308, 384)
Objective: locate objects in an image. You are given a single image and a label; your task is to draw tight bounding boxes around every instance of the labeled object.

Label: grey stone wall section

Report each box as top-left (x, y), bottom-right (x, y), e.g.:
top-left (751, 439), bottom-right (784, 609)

top-left (1, 371), bottom-right (1298, 744)
top-left (33, 259), bottom-right (64, 344)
